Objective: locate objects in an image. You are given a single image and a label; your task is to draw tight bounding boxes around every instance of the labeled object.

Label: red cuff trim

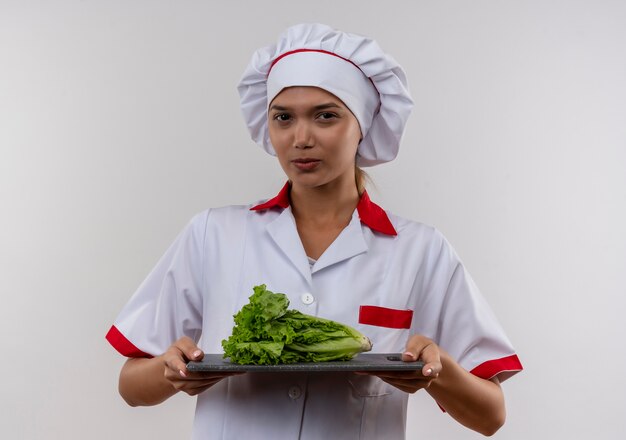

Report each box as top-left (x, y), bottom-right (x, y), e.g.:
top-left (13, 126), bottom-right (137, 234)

top-left (470, 354), bottom-right (523, 380)
top-left (436, 354), bottom-right (523, 413)
top-left (358, 305), bottom-right (413, 329)
top-left (105, 325), bottom-right (152, 358)
top-left (434, 355), bottom-right (523, 414)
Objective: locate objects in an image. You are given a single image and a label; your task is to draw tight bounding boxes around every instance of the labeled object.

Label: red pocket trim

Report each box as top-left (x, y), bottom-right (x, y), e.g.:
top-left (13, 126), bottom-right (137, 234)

top-left (358, 305), bottom-right (413, 329)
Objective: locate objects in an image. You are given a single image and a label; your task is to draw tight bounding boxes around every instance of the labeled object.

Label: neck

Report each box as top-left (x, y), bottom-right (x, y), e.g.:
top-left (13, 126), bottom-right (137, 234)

top-left (289, 179), bottom-right (360, 227)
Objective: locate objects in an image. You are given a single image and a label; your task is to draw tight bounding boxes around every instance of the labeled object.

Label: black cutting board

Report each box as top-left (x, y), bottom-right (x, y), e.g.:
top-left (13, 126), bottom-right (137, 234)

top-left (187, 353), bottom-right (424, 373)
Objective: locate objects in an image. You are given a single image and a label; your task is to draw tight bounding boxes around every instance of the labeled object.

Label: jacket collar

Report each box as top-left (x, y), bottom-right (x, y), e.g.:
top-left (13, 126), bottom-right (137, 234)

top-left (251, 182), bottom-right (397, 236)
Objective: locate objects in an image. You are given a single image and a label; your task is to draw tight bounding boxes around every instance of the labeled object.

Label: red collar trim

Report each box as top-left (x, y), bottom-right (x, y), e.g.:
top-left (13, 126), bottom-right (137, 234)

top-left (249, 182), bottom-right (291, 211)
top-left (356, 191), bottom-right (397, 236)
top-left (250, 183), bottom-right (397, 236)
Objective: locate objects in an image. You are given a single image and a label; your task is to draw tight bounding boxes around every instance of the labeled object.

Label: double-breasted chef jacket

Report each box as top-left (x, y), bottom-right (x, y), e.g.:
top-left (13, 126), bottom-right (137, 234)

top-left (107, 183), bottom-right (523, 440)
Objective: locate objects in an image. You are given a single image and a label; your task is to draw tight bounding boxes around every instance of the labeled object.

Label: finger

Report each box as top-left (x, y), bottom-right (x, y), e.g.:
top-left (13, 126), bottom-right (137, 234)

top-left (181, 378), bottom-right (221, 389)
top-left (401, 351), bottom-right (418, 362)
top-left (163, 361), bottom-right (191, 381)
top-left (418, 344), bottom-right (442, 376)
top-left (174, 336), bottom-right (204, 362)
top-left (166, 369), bottom-right (244, 382)
top-left (163, 355), bottom-right (189, 377)
top-left (183, 380), bottom-right (231, 396)
top-left (418, 342), bottom-right (440, 365)
top-left (369, 369), bottom-right (425, 380)
top-left (167, 373), bottom-right (220, 389)
top-left (378, 376), bottom-right (432, 386)
top-left (185, 384), bottom-right (214, 396)
top-left (421, 362), bottom-right (442, 377)
top-left (170, 373), bottom-right (243, 394)
top-left (402, 338), bottom-right (442, 377)
top-left (378, 376), bottom-right (435, 394)
top-left (403, 335), bottom-right (434, 361)
top-left (173, 378), bottom-right (219, 393)
top-left (184, 371), bottom-right (245, 381)
top-left (165, 338), bottom-right (204, 378)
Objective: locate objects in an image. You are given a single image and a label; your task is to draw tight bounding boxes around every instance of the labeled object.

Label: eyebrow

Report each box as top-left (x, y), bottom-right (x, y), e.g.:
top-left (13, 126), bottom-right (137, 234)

top-left (269, 102), bottom-right (343, 112)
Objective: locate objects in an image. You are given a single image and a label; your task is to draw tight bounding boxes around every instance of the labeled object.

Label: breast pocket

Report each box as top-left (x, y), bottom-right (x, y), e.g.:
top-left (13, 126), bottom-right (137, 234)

top-left (358, 305), bottom-right (413, 329)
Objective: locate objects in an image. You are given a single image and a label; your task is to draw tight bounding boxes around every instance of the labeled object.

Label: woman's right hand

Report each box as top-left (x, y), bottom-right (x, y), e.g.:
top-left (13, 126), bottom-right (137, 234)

top-left (119, 336), bottom-right (243, 406)
top-left (162, 336), bottom-right (242, 396)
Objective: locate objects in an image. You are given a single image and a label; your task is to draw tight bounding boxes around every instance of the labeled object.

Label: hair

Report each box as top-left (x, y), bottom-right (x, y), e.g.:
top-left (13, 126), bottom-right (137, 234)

top-left (355, 166), bottom-right (370, 194)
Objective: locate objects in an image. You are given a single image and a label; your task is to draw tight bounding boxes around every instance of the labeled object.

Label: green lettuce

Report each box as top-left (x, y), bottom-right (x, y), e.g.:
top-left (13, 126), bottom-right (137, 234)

top-left (222, 285), bottom-right (373, 364)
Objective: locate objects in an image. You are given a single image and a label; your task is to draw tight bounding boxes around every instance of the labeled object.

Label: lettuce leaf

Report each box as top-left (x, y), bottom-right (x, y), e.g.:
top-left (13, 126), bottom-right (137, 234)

top-left (222, 285), bottom-right (372, 364)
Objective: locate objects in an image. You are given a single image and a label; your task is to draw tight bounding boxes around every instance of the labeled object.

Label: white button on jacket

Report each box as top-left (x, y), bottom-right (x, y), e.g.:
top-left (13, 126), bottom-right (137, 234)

top-left (288, 386), bottom-right (302, 400)
top-left (107, 186), bottom-right (522, 440)
top-left (301, 293), bottom-right (315, 305)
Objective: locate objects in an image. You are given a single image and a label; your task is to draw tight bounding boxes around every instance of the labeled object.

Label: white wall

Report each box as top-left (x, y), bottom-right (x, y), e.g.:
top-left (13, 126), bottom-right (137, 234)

top-left (1, 1), bottom-right (625, 438)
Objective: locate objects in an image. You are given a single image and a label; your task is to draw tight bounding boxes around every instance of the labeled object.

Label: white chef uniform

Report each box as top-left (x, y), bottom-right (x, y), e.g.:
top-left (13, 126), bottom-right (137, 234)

top-left (106, 183), bottom-right (523, 440)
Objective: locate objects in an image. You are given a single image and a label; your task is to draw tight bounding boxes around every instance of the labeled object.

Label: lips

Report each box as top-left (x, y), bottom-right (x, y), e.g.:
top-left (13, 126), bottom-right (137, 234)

top-left (292, 158), bottom-right (321, 171)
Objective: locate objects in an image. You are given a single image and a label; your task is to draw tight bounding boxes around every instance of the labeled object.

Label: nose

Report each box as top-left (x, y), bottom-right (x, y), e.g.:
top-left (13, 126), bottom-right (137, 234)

top-left (293, 121), bottom-right (313, 149)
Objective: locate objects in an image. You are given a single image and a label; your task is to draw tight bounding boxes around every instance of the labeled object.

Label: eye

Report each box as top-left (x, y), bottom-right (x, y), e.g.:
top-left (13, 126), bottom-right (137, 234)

top-left (317, 112), bottom-right (337, 121)
top-left (272, 113), bottom-right (291, 122)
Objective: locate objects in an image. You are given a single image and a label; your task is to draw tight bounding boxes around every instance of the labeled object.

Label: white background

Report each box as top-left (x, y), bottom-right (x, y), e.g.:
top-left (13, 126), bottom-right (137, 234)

top-left (1, 1), bottom-right (625, 439)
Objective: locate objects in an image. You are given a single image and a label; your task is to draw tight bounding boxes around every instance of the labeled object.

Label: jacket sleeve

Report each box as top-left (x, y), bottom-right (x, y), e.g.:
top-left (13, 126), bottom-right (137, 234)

top-left (415, 230), bottom-right (523, 382)
top-left (105, 210), bottom-right (209, 357)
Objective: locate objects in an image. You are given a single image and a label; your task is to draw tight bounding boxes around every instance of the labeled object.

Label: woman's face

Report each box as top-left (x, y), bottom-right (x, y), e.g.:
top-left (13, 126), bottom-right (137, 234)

top-left (268, 86), bottom-right (362, 191)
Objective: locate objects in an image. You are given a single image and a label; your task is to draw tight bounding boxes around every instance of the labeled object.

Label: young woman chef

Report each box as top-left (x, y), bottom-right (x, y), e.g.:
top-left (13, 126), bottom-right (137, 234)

top-left (107, 23), bottom-right (523, 439)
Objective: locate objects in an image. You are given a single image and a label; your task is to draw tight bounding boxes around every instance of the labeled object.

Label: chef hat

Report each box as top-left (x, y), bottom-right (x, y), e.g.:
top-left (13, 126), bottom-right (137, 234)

top-left (238, 23), bottom-right (414, 167)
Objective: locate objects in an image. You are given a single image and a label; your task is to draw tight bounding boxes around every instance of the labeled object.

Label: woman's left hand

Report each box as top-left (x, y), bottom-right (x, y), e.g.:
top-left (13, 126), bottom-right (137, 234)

top-left (361, 334), bottom-right (443, 394)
